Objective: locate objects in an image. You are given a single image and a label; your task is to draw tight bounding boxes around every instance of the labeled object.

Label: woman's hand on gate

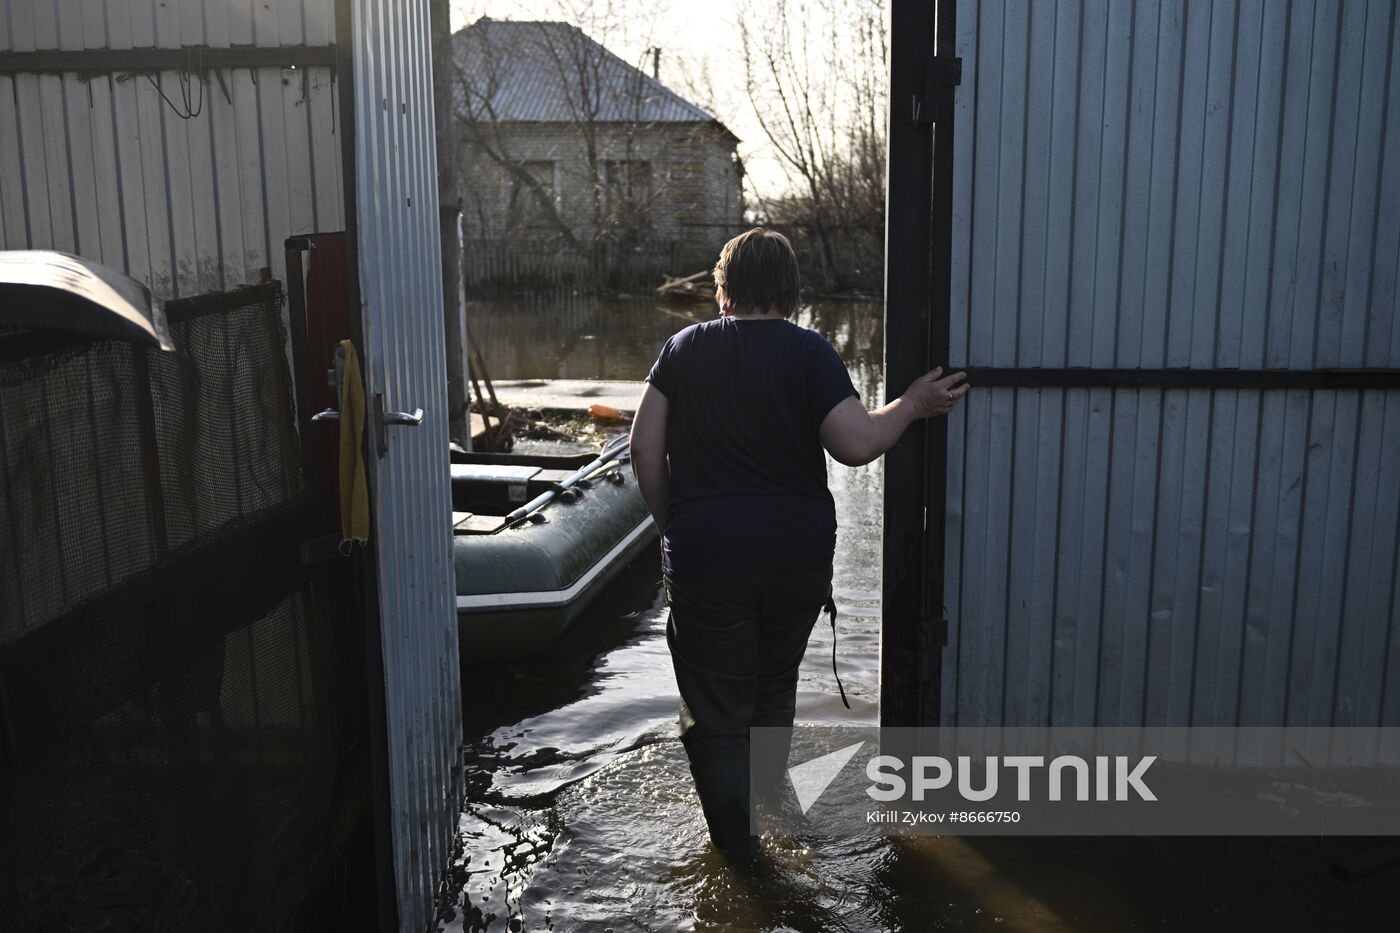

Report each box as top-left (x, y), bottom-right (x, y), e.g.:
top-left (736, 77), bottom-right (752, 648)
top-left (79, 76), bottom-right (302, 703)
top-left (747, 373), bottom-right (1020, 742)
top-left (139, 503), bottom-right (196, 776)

top-left (820, 367), bottom-right (970, 466)
top-left (902, 367), bottom-right (970, 419)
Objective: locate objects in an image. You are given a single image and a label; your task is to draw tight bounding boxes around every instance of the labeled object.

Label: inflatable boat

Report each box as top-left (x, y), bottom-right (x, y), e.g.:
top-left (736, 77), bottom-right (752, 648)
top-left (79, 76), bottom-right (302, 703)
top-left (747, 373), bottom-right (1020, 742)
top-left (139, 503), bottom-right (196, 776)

top-left (452, 435), bottom-right (656, 662)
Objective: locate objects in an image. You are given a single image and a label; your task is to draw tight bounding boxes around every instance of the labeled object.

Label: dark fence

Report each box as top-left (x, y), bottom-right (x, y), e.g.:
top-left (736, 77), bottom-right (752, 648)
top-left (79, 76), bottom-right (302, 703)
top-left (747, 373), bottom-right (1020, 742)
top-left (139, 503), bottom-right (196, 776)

top-left (0, 283), bottom-right (366, 931)
top-left (463, 238), bottom-right (688, 297)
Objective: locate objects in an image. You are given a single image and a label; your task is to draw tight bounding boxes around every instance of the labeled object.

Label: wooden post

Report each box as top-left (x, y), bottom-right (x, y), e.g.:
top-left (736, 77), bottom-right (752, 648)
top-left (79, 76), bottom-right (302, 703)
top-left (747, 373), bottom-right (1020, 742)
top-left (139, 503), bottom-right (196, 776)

top-left (432, 0), bottom-right (471, 446)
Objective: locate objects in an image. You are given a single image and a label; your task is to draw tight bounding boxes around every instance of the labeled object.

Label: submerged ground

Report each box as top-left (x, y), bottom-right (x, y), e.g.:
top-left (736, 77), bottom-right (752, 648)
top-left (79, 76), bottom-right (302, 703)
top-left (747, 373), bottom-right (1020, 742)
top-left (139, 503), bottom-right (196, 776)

top-left (443, 298), bottom-right (1398, 932)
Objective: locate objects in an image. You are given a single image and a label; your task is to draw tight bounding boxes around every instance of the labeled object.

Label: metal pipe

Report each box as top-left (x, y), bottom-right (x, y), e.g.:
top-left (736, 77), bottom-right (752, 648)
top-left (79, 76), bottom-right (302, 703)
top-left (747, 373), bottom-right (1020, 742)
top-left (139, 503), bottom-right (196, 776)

top-left (880, 0), bottom-right (943, 728)
top-left (958, 367), bottom-right (1400, 391)
top-left (284, 246), bottom-right (314, 449)
top-left (0, 45), bottom-right (337, 75)
top-left (164, 281), bottom-right (284, 324)
top-left (918, 0), bottom-right (959, 728)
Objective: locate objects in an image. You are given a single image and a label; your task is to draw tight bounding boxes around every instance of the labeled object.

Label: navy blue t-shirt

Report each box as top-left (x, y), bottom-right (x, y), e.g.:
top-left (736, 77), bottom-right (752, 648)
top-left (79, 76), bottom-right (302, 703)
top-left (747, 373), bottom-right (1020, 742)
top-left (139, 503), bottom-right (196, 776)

top-left (644, 317), bottom-right (859, 578)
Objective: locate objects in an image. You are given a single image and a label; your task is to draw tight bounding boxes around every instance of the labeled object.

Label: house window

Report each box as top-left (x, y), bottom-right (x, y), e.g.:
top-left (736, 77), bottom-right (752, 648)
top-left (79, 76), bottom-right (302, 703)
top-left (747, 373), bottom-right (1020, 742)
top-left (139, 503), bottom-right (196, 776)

top-left (604, 160), bottom-right (653, 225)
top-left (507, 161), bottom-right (556, 230)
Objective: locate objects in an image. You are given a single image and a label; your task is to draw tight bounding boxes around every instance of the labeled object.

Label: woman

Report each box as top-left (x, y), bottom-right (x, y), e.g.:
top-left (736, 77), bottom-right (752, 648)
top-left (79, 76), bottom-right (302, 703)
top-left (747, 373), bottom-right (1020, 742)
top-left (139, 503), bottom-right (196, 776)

top-left (629, 228), bottom-right (968, 859)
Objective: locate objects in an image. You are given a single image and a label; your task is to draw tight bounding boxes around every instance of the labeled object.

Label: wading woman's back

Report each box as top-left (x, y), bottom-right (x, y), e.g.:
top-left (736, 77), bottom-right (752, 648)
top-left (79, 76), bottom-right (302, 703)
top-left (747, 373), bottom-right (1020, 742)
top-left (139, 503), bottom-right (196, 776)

top-left (630, 228), bottom-right (968, 860)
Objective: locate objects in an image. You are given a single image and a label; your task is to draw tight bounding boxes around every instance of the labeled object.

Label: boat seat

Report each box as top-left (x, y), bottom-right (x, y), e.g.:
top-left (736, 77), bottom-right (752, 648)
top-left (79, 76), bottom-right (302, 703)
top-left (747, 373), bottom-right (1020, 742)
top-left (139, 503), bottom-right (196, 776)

top-left (451, 463), bottom-right (542, 513)
top-left (449, 463), bottom-right (542, 483)
top-left (450, 460), bottom-right (620, 517)
top-left (454, 513), bottom-right (504, 535)
top-left (527, 469), bottom-right (576, 494)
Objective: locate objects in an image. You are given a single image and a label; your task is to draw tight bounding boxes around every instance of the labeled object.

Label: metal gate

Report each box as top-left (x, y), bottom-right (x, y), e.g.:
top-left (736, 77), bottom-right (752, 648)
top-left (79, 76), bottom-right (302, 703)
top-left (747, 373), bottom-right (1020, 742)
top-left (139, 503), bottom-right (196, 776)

top-left (933, 0), bottom-right (1400, 728)
top-left (343, 0), bottom-right (462, 928)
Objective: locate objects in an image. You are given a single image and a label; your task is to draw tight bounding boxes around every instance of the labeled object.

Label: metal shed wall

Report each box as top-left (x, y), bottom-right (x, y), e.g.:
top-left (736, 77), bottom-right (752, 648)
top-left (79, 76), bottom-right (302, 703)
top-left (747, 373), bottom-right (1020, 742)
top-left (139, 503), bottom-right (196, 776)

top-left (0, 0), bottom-right (343, 298)
top-left (346, 0), bottom-right (461, 929)
top-left (944, 0), bottom-right (1400, 728)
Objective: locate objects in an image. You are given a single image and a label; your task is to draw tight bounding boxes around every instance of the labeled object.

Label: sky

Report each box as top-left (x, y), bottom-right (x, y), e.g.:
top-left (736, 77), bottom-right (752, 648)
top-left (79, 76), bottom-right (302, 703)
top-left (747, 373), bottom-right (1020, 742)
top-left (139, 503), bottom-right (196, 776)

top-left (449, 0), bottom-right (826, 198)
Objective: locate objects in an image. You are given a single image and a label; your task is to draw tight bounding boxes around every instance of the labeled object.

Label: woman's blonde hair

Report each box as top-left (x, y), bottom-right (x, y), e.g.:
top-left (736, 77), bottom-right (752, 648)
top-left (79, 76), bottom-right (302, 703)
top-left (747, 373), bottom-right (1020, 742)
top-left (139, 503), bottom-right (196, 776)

top-left (712, 227), bottom-right (801, 318)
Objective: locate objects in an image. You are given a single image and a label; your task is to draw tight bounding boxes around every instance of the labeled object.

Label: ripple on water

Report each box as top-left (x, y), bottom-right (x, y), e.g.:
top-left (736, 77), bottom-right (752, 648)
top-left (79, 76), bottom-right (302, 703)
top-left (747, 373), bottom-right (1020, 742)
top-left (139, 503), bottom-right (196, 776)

top-left (449, 739), bottom-right (946, 933)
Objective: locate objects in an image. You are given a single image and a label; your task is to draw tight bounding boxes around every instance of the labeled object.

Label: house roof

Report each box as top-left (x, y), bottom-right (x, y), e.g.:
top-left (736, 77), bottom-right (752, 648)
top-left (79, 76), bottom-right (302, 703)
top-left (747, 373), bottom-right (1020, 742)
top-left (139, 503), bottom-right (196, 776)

top-left (452, 18), bottom-right (733, 134)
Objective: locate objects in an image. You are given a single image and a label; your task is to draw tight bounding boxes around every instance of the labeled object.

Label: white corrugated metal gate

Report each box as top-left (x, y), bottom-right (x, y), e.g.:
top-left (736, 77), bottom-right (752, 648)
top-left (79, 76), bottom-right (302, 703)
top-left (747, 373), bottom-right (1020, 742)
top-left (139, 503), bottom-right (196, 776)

top-left (942, 0), bottom-right (1400, 728)
top-left (0, 0), bottom-right (343, 297)
top-left (345, 0), bottom-right (462, 929)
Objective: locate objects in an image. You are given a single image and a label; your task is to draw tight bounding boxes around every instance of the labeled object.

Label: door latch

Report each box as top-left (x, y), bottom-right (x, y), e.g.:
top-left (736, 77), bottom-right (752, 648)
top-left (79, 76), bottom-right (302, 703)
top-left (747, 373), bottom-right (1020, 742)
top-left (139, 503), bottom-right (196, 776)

top-left (312, 343), bottom-right (347, 422)
top-left (915, 54), bottom-right (962, 124)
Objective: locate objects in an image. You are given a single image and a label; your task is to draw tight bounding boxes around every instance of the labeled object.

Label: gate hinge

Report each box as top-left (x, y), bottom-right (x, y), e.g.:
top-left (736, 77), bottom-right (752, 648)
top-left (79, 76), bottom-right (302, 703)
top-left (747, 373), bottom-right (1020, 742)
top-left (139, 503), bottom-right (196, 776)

top-left (929, 55), bottom-right (963, 88)
top-left (915, 55), bottom-right (962, 124)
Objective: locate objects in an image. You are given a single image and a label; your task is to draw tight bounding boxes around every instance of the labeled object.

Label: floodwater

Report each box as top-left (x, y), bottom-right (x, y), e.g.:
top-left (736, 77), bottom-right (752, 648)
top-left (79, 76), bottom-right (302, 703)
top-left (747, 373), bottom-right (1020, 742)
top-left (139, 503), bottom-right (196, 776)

top-left (445, 298), bottom-right (1398, 932)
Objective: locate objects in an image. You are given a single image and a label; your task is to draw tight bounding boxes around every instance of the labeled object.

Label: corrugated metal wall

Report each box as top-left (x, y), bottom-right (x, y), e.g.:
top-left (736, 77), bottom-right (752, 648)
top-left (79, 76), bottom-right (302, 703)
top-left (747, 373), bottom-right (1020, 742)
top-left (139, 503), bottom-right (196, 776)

top-left (944, 0), bottom-right (1400, 727)
top-left (0, 0), bottom-right (343, 298)
top-left (3, 1), bottom-right (462, 924)
top-left (347, 0), bottom-right (462, 928)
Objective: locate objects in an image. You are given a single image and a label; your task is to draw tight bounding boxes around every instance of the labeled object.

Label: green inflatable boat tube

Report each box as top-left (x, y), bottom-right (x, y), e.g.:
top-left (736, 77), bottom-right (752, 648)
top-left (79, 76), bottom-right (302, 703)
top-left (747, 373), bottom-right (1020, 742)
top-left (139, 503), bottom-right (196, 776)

top-left (452, 448), bottom-right (657, 662)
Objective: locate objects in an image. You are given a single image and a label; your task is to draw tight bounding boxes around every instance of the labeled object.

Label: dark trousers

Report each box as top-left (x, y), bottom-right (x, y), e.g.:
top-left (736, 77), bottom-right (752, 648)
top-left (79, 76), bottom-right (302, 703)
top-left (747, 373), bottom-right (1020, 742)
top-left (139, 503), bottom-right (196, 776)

top-left (664, 565), bottom-right (833, 858)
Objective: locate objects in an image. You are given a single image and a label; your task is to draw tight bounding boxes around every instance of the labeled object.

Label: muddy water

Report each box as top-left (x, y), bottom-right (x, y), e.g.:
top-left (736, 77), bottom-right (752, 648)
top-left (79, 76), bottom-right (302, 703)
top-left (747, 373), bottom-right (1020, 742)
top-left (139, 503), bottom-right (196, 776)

top-left (446, 299), bottom-right (1397, 932)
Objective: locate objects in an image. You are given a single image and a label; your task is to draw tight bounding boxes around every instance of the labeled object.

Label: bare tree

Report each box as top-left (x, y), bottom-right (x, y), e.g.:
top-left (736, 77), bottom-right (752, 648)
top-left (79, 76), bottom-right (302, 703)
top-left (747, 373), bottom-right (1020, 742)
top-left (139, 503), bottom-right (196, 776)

top-left (452, 15), bottom-right (584, 248)
top-left (739, 0), bottom-right (888, 292)
top-left (450, 3), bottom-right (709, 256)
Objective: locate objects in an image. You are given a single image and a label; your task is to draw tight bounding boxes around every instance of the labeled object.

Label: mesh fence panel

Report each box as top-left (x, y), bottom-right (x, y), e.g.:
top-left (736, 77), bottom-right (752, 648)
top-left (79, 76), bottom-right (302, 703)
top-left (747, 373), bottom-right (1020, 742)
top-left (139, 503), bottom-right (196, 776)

top-left (0, 284), bottom-right (356, 932)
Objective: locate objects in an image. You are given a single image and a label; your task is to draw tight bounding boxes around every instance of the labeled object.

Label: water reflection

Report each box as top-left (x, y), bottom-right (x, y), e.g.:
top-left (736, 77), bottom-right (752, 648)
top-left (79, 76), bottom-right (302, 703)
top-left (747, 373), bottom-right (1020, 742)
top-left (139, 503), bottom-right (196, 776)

top-left (467, 296), bottom-right (885, 395)
top-left (466, 295), bottom-right (706, 382)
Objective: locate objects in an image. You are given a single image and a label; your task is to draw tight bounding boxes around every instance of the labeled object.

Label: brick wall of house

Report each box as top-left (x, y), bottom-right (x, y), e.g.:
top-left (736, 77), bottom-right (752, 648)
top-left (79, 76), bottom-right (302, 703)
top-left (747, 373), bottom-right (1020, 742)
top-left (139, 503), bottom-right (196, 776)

top-left (458, 120), bottom-right (741, 272)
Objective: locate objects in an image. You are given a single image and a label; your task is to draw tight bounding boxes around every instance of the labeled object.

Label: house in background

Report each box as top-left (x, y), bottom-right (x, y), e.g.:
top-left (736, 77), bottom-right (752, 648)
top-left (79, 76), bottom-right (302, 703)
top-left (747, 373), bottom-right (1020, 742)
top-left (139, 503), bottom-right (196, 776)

top-left (452, 17), bottom-right (743, 288)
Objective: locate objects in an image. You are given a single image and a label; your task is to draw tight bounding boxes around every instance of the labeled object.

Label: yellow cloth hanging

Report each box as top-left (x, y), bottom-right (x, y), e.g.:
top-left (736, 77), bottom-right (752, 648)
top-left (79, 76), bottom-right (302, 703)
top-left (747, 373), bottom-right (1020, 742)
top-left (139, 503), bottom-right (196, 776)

top-left (338, 339), bottom-right (370, 547)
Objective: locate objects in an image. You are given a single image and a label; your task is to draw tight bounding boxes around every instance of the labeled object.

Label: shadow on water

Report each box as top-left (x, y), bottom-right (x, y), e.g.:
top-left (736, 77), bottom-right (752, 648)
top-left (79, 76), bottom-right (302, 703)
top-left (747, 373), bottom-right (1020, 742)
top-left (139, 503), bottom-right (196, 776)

top-left (459, 550), bottom-right (668, 743)
top-left (446, 298), bottom-right (1400, 931)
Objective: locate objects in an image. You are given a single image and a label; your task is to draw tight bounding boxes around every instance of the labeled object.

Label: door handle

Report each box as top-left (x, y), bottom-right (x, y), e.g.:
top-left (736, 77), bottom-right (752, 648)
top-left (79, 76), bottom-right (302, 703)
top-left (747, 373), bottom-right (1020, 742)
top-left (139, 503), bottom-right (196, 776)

top-left (374, 394), bottom-right (424, 456)
top-left (312, 400), bottom-right (421, 458)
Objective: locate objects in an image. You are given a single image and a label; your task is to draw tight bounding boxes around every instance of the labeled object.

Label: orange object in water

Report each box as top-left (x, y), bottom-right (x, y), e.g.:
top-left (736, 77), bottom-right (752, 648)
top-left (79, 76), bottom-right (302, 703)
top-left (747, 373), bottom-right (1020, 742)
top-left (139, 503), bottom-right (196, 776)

top-left (588, 404), bottom-right (633, 422)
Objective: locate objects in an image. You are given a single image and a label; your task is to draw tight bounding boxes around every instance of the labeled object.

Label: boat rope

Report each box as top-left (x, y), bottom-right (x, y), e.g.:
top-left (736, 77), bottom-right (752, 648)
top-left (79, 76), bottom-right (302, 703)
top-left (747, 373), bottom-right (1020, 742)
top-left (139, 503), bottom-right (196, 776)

top-left (824, 590), bottom-right (850, 709)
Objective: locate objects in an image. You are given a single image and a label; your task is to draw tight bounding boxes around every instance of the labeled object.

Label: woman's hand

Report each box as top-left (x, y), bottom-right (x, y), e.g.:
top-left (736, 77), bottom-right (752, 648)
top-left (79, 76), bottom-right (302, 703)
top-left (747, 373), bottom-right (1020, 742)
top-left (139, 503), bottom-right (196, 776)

top-left (820, 367), bottom-right (970, 467)
top-left (901, 367), bottom-right (970, 419)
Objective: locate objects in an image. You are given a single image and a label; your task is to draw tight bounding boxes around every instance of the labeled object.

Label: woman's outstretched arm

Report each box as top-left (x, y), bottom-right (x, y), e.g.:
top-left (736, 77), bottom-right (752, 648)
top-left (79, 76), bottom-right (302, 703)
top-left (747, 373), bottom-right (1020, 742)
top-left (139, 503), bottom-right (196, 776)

top-left (630, 383), bottom-right (670, 530)
top-left (819, 367), bottom-right (969, 467)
